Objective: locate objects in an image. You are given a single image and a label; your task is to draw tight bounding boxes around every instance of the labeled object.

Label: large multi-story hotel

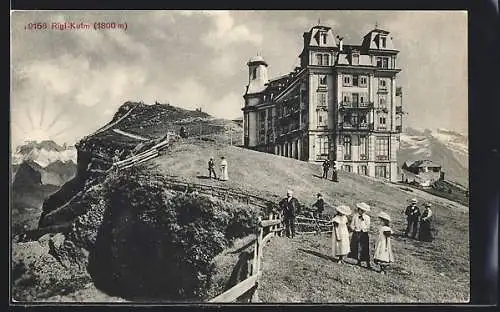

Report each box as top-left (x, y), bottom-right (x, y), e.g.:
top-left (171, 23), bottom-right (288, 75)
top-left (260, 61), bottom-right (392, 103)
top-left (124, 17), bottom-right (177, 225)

top-left (242, 24), bottom-right (404, 182)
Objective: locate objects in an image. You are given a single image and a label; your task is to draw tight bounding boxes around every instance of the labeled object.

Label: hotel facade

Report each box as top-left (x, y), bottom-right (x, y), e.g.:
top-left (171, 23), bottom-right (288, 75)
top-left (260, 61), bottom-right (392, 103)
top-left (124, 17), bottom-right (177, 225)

top-left (242, 24), bottom-right (404, 182)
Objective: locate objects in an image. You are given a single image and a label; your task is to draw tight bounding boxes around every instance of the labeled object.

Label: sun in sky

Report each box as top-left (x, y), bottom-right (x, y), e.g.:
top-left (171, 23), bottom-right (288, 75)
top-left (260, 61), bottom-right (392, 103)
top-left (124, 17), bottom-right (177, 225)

top-left (11, 98), bottom-right (74, 146)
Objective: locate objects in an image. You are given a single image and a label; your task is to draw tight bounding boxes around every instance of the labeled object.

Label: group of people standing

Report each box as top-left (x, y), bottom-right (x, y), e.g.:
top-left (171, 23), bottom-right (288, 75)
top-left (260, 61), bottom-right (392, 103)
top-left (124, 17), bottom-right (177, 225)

top-left (277, 190), bottom-right (435, 274)
top-left (403, 198), bottom-right (434, 242)
top-left (330, 202), bottom-right (394, 274)
top-left (321, 159), bottom-right (338, 182)
top-left (208, 156), bottom-right (229, 181)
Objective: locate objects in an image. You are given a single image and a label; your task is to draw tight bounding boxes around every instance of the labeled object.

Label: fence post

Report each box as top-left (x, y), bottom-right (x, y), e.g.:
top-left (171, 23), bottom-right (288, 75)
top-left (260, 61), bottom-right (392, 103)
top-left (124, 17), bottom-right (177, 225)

top-left (252, 216), bottom-right (262, 276)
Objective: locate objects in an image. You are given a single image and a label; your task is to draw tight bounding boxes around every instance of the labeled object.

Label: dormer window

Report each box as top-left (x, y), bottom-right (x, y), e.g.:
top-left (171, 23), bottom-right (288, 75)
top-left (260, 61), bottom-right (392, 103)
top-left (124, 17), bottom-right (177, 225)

top-left (352, 53), bottom-right (359, 65)
top-left (322, 33), bottom-right (327, 45)
top-left (380, 36), bottom-right (387, 48)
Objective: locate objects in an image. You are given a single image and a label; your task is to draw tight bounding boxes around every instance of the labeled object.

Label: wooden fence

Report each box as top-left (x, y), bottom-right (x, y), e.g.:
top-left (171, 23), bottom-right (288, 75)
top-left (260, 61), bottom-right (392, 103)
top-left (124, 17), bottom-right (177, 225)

top-left (295, 215), bottom-right (333, 235)
top-left (208, 212), bottom-right (282, 303)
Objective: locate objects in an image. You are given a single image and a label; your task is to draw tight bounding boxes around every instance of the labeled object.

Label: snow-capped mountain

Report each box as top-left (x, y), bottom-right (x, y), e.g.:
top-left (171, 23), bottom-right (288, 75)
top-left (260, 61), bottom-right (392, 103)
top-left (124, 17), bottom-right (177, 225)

top-left (12, 140), bottom-right (77, 167)
top-left (398, 128), bottom-right (469, 187)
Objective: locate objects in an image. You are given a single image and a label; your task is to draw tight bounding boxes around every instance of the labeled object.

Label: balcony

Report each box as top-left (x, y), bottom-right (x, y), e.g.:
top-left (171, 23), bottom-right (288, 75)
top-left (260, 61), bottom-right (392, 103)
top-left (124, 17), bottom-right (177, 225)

top-left (339, 102), bottom-right (374, 111)
top-left (338, 122), bottom-right (374, 131)
top-left (360, 154), bottom-right (369, 160)
top-left (344, 154), bottom-right (352, 160)
top-left (376, 155), bottom-right (389, 161)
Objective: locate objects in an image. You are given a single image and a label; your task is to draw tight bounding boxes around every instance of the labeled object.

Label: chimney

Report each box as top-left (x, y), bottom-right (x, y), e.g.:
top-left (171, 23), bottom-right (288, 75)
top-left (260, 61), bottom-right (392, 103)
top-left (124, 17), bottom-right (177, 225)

top-left (336, 35), bottom-right (344, 52)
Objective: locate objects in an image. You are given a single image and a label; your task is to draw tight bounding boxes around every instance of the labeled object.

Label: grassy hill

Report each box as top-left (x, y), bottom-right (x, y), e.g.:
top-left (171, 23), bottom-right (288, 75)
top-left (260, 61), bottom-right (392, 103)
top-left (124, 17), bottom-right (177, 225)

top-left (140, 138), bottom-right (469, 303)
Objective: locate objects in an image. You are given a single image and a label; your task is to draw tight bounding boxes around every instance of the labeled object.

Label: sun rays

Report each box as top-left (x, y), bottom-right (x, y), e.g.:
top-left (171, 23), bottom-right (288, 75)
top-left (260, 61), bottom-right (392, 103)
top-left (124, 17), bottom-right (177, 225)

top-left (11, 99), bottom-right (74, 145)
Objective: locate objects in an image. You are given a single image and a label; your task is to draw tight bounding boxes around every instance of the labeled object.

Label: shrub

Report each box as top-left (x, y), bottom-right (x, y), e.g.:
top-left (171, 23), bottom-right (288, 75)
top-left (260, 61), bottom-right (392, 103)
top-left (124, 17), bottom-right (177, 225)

top-left (88, 169), bottom-right (259, 301)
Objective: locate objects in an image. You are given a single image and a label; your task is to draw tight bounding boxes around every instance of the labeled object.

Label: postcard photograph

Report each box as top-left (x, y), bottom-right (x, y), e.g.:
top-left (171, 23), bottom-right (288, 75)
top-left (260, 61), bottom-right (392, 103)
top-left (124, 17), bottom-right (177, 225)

top-left (10, 10), bottom-right (469, 304)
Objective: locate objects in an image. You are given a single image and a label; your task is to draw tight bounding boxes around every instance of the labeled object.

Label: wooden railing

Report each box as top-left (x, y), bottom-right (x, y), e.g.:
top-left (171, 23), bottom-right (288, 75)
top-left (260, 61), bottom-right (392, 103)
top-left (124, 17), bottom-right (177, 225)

top-left (209, 212), bottom-right (282, 303)
top-left (295, 215), bottom-right (333, 235)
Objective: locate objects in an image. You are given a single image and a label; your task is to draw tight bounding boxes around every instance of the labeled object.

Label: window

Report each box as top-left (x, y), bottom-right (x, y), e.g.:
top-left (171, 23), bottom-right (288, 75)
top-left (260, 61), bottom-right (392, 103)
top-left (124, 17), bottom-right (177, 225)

top-left (375, 166), bottom-right (387, 178)
top-left (360, 114), bottom-right (368, 124)
top-left (376, 57), bottom-right (389, 68)
top-left (379, 95), bottom-right (387, 108)
top-left (318, 111), bottom-right (327, 127)
top-left (352, 93), bottom-right (359, 105)
top-left (353, 75), bottom-right (359, 86)
top-left (360, 136), bottom-right (368, 158)
top-left (342, 92), bottom-right (351, 103)
top-left (343, 75), bottom-right (352, 86)
top-left (344, 135), bottom-right (352, 159)
top-left (359, 165), bottom-right (368, 175)
top-left (380, 79), bottom-right (387, 89)
top-left (251, 68), bottom-right (257, 79)
top-left (318, 92), bottom-right (327, 107)
top-left (359, 76), bottom-right (368, 87)
top-left (343, 165), bottom-right (352, 172)
top-left (322, 33), bottom-right (327, 45)
top-left (318, 136), bottom-right (329, 155)
top-left (379, 116), bottom-right (386, 125)
top-left (319, 75), bottom-right (327, 85)
top-left (317, 54), bottom-right (322, 66)
top-left (352, 54), bottom-right (359, 65)
top-left (380, 37), bottom-right (387, 48)
top-left (375, 137), bottom-right (389, 160)
top-left (322, 54), bottom-right (329, 66)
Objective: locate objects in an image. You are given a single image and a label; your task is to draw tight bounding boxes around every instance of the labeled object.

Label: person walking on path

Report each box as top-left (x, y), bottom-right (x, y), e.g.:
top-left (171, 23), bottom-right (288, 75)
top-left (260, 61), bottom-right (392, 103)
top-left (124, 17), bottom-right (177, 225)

top-left (312, 193), bottom-right (325, 219)
top-left (403, 198), bottom-right (421, 238)
top-left (348, 202), bottom-right (371, 268)
top-left (208, 157), bottom-right (217, 179)
top-left (331, 204), bottom-right (351, 263)
top-left (279, 190), bottom-right (300, 238)
top-left (374, 211), bottom-right (394, 274)
top-left (331, 161), bottom-right (339, 182)
top-left (418, 203), bottom-right (434, 242)
top-left (220, 156), bottom-right (229, 181)
top-left (322, 159), bottom-right (330, 179)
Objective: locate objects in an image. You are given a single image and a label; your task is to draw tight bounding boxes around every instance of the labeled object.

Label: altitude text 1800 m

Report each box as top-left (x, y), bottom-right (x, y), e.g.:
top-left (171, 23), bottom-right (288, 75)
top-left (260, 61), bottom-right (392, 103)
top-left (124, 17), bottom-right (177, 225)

top-left (24, 22), bottom-right (128, 31)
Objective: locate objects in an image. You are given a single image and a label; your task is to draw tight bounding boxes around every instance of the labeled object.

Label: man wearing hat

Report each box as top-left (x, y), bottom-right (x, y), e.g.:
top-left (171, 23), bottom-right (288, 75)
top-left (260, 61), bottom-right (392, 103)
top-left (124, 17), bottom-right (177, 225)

top-left (279, 190), bottom-right (300, 238)
top-left (403, 198), bottom-right (421, 238)
top-left (312, 193), bottom-right (325, 219)
top-left (208, 157), bottom-right (217, 179)
top-left (348, 202), bottom-right (371, 268)
top-left (418, 203), bottom-right (434, 242)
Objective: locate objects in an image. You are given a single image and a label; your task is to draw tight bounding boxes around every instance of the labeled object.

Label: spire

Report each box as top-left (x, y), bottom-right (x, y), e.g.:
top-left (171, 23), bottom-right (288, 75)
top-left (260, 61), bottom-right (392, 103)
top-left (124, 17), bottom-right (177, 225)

top-left (375, 21), bottom-right (379, 29)
top-left (317, 17), bottom-right (321, 26)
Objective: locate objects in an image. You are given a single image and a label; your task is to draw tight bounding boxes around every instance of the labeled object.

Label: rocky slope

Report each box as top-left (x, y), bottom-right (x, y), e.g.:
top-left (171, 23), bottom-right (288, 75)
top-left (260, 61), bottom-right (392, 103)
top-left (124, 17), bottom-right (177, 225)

top-left (12, 102), bottom-right (248, 302)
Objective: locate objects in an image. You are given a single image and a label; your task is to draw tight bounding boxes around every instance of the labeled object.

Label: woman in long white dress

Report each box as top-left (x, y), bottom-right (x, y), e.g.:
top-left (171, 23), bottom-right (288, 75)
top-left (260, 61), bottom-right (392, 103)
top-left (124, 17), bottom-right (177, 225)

top-left (220, 157), bottom-right (229, 181)
top-left (374, 211), bottom-right (394, 274)
top-left (331, 204), bottom-right (351, 263)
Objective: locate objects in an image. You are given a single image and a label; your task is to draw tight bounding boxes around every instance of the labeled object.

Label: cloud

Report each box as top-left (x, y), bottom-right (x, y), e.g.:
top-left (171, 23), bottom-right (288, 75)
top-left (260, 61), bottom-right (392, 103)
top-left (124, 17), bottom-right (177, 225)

top-left (202, 11), bottom-right (263, 51)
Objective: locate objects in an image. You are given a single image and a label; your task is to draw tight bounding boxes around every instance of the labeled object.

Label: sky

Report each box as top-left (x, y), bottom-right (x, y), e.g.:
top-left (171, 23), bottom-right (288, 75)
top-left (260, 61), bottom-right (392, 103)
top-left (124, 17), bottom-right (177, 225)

top-left (10, 10), bottom-right (468, 148)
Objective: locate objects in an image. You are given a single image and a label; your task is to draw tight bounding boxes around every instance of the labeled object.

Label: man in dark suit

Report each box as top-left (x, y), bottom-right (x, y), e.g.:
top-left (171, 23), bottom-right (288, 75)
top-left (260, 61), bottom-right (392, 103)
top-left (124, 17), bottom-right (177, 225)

top-left (312, 193), bottom-right (325, 219)
top-left (322, 159), bottom-right (330, 179)
top-left (279, 190), bottom-right (300, 238)
top-left (404, 198), bottom-right (421, 238)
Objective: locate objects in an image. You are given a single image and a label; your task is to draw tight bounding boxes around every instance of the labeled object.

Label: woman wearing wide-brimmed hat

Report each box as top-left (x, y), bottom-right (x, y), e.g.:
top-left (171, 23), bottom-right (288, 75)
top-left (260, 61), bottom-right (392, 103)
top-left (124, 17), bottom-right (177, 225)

top-left (374, 211), bottom-right (394, 274)
top-left (418, 203), bottom-right (434, 242)
top-left (331, 204), bottom-right (351, 263)
top-left (348, 202), bottom-right (371, 268)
